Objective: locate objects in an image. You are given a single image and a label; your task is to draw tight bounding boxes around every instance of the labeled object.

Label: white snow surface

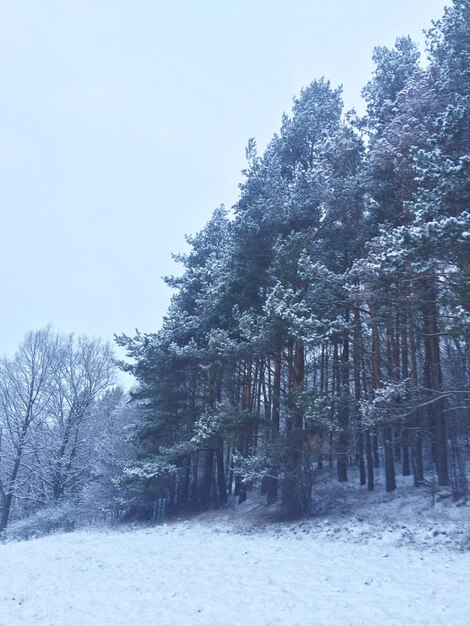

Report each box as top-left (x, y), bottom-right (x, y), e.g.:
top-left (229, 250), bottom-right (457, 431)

top-left (1, 484), bottom-right (470, 625)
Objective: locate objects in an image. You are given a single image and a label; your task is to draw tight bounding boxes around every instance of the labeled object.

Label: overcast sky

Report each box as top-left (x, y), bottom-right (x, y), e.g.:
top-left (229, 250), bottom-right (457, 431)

top-left (0, 0), bottom-right (448, 366)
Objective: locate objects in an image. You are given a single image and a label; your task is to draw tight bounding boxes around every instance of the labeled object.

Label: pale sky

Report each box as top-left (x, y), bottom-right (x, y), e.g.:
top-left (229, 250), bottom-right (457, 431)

top-left (0, 0), bottom-right (448, 365)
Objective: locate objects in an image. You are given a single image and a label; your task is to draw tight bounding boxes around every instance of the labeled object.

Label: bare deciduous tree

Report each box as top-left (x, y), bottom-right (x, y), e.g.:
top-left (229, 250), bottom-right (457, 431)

top-left (0, 328), bottom-right (59, 530)
top-left (0, 328), bottom-right (116, 530)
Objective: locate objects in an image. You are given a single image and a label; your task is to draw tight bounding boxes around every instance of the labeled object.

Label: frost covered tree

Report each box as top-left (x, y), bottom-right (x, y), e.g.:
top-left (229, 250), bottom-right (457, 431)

top-left (0, 329), bottom-right (116, 530)
top-left (117, 207), bottom-right (236, 513)
top-left (354, 0), bottom-right (470, 490)
top-left (0, 329), bottom-right (59, 530)
top-left (35, 335), bottom-right (115, 502)
top-left (118, 0), bottom-right (470, 519)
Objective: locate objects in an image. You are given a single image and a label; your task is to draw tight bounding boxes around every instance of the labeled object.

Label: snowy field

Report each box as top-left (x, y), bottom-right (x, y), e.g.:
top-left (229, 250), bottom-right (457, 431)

top-left (1, 491), bottom-right (470, 626)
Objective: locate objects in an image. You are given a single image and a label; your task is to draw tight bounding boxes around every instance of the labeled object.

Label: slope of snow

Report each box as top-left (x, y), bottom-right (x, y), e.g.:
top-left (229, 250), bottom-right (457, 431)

top-left (1, 514), bottom-right (469, 626)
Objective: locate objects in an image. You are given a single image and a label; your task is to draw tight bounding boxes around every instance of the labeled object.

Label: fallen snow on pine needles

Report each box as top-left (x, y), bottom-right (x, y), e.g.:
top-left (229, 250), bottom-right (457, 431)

top-left (1, 491), bottom-right (469, 626)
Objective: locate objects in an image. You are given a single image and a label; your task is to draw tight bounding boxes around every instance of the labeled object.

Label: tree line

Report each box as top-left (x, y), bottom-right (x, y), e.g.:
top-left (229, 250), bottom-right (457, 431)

top-left (117, 0), bottom-right (469, 518)
top-left (1, 1), bottom-right (468, 529)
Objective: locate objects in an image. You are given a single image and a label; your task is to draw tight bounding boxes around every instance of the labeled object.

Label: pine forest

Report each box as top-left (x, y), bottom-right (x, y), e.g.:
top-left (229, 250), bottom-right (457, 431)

top-left (115, 0), bottom-right (470, 519)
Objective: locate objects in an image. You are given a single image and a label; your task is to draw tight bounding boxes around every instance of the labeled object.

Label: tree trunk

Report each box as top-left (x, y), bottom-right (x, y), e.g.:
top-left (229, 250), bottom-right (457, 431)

top-left (400, 310), bottom-right (411, 476)
top-left (237, 358), bottom-right (253, 505)
top-left (408, 300), bottom-right (424, 486)
top-left (361, 327), bottom-right (374, 490)
top-left (370, 302), bottom-right (396, 492)
top-left (0, 441), bottom-right (26, 530)
top-left (281, 340), bottom-right (308, 518)
top-left (179, 456), bottom-right (191, 509)
top-left (354, 305), bottom-right (366, 485)
top-left (266, 350), bottom-right (282, 504)
top-left (215, 437), bottom-right (227, 506)
top-left (0, 493), bottom-right (13, 532)
top-left (422, 275), bottom-right (448, 486)
top-left (199, 448), bottom-right (214, 509)
top-left (337, 309), bottom-right (350, 483)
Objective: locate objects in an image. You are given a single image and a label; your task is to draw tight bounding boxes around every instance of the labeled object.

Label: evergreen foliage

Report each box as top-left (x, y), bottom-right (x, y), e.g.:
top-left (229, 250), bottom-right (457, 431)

top-left (117, 0), bottom-right (470, 518)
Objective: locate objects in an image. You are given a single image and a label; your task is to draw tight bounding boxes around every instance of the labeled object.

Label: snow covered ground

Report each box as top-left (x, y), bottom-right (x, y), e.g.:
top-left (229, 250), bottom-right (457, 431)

top-left (1, 489), bottom-right (469, 626)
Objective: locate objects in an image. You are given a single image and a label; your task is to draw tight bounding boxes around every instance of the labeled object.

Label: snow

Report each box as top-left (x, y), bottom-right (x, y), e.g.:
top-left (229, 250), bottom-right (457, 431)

top-left (1, 497), bottom-right (469, 626)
